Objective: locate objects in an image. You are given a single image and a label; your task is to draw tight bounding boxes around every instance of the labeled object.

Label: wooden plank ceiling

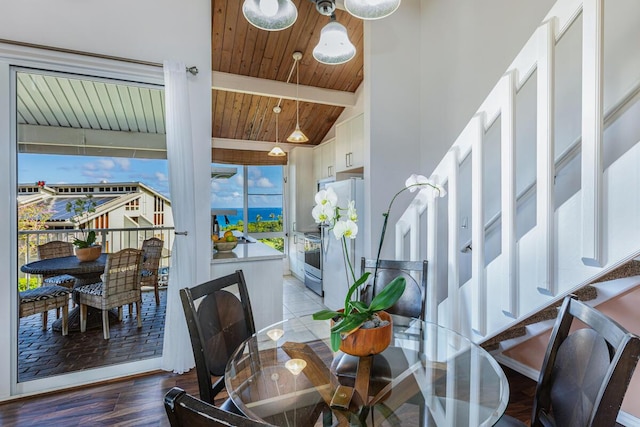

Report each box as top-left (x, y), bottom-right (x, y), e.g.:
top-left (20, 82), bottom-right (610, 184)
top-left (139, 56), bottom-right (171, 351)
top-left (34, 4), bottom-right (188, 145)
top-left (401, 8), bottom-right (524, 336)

top-left (212, 0), bottom-right (364, 147)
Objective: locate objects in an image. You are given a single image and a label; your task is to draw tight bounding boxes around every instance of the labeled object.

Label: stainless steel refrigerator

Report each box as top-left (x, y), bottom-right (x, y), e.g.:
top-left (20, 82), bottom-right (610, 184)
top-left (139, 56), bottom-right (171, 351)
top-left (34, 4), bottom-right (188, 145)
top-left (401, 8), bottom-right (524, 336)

top-left (322, 178), bottom-right (364, 311)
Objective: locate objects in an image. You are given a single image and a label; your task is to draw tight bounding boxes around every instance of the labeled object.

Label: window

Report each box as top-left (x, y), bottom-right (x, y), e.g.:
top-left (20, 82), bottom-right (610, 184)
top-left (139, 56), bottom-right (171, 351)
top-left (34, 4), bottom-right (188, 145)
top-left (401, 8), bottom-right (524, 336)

top-left (211, 163), bottom-right (284, 252)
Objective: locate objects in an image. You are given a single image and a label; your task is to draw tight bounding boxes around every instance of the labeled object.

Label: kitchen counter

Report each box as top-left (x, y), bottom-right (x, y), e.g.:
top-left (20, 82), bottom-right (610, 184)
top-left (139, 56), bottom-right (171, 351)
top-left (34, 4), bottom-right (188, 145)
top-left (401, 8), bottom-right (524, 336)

top-left (210, 239), bottom-right (284, 330)
top-left (211, 240), bottom-right (284, 263)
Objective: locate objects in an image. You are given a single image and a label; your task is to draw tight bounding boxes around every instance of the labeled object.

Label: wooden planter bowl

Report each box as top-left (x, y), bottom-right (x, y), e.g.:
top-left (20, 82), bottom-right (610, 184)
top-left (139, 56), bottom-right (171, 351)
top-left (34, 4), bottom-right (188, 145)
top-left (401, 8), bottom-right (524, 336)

top-left (75, 246), bottom-right (102, 262)
top-left (337, 310), bottom-right (393, 357)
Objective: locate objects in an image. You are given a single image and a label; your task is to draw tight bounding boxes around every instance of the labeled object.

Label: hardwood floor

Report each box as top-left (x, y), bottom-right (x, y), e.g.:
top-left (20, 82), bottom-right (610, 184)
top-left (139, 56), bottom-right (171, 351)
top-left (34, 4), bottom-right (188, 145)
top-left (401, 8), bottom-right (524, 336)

top-left (2, 277), bottom-right (541, 426)
top-left (0, 365), bottom-right (538, 426)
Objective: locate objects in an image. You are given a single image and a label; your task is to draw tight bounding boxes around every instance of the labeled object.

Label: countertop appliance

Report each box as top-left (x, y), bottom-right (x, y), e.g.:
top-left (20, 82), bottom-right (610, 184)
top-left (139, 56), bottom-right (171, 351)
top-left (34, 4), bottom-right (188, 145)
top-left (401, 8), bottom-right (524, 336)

top-left (303, 232), bottom-right (322, 296)
top-left (321, 178), bottom-right (364, 311)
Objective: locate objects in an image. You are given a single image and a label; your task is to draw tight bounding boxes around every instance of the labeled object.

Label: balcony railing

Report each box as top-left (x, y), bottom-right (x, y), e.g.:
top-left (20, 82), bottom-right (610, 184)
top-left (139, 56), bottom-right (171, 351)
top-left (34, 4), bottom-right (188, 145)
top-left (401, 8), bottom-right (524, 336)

top-left (18, 227), bottom-right (175, 283)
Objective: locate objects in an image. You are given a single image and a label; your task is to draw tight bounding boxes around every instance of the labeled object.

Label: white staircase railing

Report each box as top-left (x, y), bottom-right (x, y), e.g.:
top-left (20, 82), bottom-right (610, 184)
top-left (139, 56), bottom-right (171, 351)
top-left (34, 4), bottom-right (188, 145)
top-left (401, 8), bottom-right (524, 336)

top-left (395, 0), bottom-right (640, 343)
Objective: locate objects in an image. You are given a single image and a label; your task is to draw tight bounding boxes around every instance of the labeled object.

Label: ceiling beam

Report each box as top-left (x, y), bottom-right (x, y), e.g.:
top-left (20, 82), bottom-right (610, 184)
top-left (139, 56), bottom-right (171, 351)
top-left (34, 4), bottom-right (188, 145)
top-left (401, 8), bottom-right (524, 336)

top-left (212, 137), bottom-right (314, 153)
top-left (212, 71), bottom-right (357, 108)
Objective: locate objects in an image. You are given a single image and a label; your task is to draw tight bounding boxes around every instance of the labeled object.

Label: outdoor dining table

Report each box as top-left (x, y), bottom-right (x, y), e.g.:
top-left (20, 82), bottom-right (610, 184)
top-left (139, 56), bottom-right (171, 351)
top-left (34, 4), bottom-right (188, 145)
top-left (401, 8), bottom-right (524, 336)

top-left (20, 254), bottom-right (115, 332)
top-left (225, 316), bottom-right (509, 427)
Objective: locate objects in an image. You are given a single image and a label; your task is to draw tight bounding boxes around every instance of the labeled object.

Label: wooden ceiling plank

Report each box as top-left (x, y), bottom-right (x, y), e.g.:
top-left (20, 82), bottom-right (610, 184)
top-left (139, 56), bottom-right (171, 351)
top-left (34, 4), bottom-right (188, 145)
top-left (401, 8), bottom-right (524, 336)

top-left (212, 90), bottom-right (228, 138)
top-left (219, 0), bottom-right (241, 74)
top-left (211, 0), bottom-right (227, 72)
top-left (227, 92), bottom-right (246, 140)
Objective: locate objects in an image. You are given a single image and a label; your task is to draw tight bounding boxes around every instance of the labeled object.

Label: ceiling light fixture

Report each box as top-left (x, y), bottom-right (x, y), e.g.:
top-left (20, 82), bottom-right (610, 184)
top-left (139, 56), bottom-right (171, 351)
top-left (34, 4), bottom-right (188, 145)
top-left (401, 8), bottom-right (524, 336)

top-left (287, 52), bottom-right (309, 143)
top-left (268, 106), bottom-right (286, 157)
top-left (242, 0), bottom-right (297, 31)
top-left (243, 0), bottom-right (398, 64)
top-left (344, 0), bottom-right (401, 20)
top-left (312, 13), bottom-right (356, 65)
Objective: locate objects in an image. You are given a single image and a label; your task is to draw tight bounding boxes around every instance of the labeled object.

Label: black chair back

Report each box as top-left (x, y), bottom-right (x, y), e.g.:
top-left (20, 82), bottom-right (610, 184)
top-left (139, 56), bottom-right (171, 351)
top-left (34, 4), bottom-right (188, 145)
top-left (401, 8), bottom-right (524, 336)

top-left (164, 387), bottom-right (274, 427)
top-left (360, 258), bottom-right (427, 320)
top-left (531, 296), bottom-right (640, 427)
top-left (180, 270), bottom-right (256, 405)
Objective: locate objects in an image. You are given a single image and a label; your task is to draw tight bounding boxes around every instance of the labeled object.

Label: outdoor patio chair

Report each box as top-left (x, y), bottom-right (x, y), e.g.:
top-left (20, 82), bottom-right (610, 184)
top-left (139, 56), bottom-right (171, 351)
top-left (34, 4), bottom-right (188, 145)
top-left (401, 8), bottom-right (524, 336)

top-left (74, 248), bottom-right (144, 339)
top-left (37, 241), bottom-right (76, 288)
top-left (179, 270), bottom-right (255, 411)
top-left (36, 240), bottom-right (76, 319)
top-left (140, 237), bottom-right (164, 306)
top-left (19, 285), bottom-right (71, 335)
top-left (164, 387), bottom-right (274, 427)
top-left (496, 296), bottom-right (640, 426)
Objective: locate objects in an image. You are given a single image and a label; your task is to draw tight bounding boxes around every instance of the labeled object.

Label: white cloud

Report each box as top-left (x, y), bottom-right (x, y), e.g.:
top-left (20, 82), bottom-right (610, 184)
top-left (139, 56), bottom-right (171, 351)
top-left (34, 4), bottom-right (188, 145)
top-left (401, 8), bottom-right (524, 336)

top-left (155, 172), bottom-right (168, 182)
top-left (114, 158), bottom-right (131, 170)
top-left (97, 159), bottom-right (116, 170)
top-left (211, 181), bottom-right (221, 191)
top-left (256, 177), bottom-right (273, 188)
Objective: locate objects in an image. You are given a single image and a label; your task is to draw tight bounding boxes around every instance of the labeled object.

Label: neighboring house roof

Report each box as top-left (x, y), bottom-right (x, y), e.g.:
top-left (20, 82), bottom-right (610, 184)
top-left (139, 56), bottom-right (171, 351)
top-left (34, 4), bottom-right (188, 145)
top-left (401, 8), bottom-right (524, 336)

top-left (18, 182), bottom-right (172, 227)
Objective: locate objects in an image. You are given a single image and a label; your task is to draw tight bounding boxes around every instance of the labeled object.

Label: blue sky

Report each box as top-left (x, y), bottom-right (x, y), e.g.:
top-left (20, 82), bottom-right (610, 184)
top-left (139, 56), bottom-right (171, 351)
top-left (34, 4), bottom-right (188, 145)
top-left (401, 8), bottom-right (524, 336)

top-left (18, 154), bottom-right (283, 208)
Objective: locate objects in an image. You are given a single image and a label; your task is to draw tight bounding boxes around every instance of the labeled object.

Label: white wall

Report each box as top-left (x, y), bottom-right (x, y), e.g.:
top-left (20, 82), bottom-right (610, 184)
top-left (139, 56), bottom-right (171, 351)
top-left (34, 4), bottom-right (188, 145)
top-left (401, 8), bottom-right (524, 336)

top-left (365, 0), bottom-right (423, 260)
top-left (420, 0), bottom-right (556, 177)
top-left (0, 0), bottom-right (211, 399)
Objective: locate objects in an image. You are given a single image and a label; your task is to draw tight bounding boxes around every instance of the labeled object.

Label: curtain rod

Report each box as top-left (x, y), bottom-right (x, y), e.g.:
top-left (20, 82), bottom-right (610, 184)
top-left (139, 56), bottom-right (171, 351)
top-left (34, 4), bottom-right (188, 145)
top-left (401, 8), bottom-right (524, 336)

top-left (0, 38), bottom-right (198, 75)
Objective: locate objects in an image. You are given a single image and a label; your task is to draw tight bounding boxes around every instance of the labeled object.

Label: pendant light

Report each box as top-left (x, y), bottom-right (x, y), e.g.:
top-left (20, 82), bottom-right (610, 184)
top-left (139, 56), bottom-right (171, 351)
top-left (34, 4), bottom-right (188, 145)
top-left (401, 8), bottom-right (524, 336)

top-left (313, 14), bottom-right (356, 65)
top-left (344, 0), bottom-right (401, 20)
top-left (287, 52), bottom-right (309, 143)
top-left (242, 0), bottom-right (297, 31)
top-left (268, 106), bottom-right (286, 157)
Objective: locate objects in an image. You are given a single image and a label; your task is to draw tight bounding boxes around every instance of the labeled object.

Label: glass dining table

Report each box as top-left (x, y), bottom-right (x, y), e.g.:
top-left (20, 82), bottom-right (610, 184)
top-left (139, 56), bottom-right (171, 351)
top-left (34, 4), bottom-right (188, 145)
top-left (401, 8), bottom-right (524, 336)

top-left (225, 316), bottom-right (509, 427)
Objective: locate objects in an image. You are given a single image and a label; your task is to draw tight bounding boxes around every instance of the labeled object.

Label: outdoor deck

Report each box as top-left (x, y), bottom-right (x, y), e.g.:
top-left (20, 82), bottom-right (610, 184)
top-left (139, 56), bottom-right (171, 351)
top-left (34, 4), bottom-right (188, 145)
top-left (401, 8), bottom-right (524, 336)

top-left (18, 288), bottom-right (166, 382)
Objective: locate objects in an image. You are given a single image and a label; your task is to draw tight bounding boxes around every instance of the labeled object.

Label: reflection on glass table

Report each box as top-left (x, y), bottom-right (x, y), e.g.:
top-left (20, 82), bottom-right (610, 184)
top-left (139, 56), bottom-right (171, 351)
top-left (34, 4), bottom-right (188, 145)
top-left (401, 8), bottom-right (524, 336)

top-left (225, 317), bottom-right (509, 426)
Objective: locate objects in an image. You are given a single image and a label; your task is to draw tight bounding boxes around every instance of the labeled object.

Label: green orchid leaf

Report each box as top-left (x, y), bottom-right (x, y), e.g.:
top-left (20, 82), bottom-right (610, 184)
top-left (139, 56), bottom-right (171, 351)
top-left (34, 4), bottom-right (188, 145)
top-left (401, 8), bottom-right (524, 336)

top-left (350, 300), bottom-right (368, 313)
top-left (332, 312), bottom-right (370, 334)
top-left (369, 276), bottom-right (406, 312)
top-left (344, 272), bottom-right (371, 308)
top-left (86, 230), bottom-right (96, 245)
top-left (330, 331), bottom-right (342, 352)
top-left (312, 309), bottom-right (342, 321)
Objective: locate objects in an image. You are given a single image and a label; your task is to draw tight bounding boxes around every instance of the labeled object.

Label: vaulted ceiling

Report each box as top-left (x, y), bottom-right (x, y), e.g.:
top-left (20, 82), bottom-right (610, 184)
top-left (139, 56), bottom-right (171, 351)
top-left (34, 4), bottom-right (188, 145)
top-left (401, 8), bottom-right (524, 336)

top-left (211, 0), bottom-right (364, 147)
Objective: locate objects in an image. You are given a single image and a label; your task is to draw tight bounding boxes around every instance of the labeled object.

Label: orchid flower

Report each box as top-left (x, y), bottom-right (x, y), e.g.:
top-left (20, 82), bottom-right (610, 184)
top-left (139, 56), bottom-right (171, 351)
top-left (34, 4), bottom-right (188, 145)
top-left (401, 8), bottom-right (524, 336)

top-left (315, 187), bottom-right (338, 207)
top-left (312, 203), bottom-right (335, 224)
top-left (346, 200), bottom-right (358, 222)
top-left (333, 219), bottom-right (358, 240)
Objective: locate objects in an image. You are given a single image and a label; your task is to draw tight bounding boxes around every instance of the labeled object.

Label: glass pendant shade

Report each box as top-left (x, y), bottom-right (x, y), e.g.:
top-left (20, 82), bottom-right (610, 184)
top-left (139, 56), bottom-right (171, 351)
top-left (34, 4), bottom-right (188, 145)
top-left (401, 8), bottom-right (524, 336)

top-left (287, 124), bottom-right (309, 143)
top-left (313, 19), bottom-right (356, 65)
top-left (268, 145), bottom-right (286, 156)
top-left (344, 0), bottom-right (401, 20)
top-left (268, 105), bottom-right (286, 157)
top-left (242, 0), bottom-right (298, 31)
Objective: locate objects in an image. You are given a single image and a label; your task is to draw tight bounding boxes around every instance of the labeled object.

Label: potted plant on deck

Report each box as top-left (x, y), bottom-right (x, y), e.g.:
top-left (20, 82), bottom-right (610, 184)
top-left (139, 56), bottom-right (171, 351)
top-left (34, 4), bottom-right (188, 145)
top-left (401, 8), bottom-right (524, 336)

top-left (312, 174), bottom-right (446, 355)
top-left (66, 195), bottom-right (101, 262)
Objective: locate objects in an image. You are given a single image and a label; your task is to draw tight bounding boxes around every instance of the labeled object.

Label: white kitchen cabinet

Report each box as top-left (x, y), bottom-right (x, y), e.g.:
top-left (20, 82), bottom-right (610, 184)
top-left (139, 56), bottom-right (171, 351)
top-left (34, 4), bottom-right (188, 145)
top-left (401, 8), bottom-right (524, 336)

top-left (313, 138), bottom-right (335, 181)
top-left (288, 232), bottom-right (305, 281)
top-left (335, 113), bottom-right (364, 172)
top-left (289, 147), bottom-right (315, 233)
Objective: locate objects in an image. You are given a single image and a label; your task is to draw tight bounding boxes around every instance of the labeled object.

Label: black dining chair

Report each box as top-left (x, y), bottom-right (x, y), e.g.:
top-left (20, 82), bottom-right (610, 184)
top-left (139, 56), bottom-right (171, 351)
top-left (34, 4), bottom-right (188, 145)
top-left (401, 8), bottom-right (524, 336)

top-left (496, 296), bottom-right (640, 427)
top-left (164, 387), bottom-right (275, 427)
top-left (179, 270), bottom-right (255, 412)
top-left (359, 258), bottom-right (428, 321)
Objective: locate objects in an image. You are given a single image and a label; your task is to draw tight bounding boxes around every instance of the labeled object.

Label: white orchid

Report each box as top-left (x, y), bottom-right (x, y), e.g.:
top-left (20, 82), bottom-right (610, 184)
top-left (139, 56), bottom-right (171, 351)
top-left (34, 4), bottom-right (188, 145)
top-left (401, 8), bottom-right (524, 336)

top-left (405, 174), bottom-right (446, 198)
top-left (315, 187), bottom-right (338, 207)
top-left (346, 200), bottom-right (358, 222)
top-left (333, 219), bottom-right (358, 240)
top-left (312, 203), bottom-right (335, 224)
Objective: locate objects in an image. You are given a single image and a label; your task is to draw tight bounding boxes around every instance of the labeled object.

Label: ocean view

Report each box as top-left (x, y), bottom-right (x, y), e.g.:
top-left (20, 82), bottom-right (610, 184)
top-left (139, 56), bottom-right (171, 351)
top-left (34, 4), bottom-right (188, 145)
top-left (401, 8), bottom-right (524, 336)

top-left (218, 207), bottom-right (283, 226)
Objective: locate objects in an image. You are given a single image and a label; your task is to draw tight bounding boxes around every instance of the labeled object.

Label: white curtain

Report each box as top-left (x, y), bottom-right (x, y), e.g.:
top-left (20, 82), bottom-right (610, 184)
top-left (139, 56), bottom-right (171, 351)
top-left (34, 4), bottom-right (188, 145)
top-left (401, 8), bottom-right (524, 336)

top-left (161, 60), bottom-right (196, 373)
